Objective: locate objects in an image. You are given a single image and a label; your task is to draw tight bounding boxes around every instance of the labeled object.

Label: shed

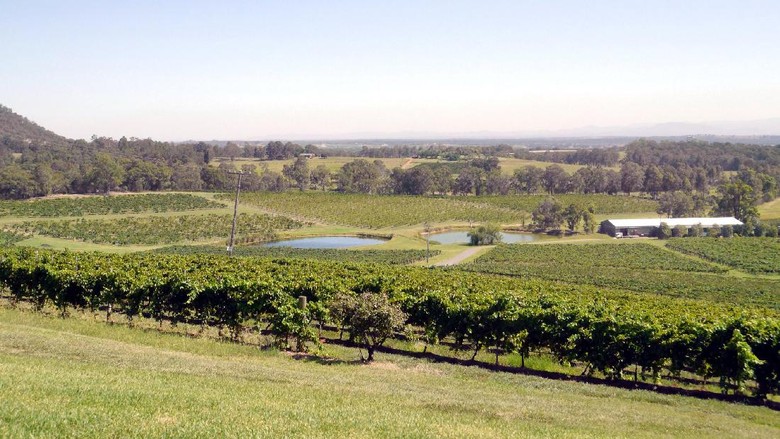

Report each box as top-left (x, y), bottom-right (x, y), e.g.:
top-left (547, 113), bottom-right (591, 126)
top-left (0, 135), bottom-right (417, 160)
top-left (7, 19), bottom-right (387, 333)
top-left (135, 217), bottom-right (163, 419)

top-left (600, 217), bottom-right (743, 237)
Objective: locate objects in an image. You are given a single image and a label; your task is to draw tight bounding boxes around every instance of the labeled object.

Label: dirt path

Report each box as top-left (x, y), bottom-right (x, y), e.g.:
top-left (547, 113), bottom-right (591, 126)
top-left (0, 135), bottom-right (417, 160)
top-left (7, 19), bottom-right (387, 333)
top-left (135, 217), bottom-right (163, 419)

top-left (400, 158), bottom-right (415, 169)
top-left (434, 247), bottom-right (484, 266)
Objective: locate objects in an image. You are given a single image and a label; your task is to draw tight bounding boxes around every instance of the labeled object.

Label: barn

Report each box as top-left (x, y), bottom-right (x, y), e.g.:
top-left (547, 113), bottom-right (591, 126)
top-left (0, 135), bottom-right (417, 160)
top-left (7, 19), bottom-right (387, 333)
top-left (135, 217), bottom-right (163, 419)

top-left (599, 217), bottom-right (743, 237)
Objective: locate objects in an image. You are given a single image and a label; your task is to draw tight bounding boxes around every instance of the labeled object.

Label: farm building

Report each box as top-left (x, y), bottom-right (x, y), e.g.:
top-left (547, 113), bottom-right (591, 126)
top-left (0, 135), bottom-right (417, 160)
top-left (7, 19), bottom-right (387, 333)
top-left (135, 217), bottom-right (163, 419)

top-left (600, 217), bottom-right (743, 237)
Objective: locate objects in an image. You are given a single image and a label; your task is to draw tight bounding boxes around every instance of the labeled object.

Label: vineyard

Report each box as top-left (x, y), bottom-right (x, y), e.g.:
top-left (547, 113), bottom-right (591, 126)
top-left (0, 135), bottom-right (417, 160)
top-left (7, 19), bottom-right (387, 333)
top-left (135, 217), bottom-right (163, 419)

top-left (470, 243), bottom-right (724, 273)
top-left (0, 193), bottom-right (224, 217)
top-left (0, 230), bottom-right (25, 246)
top-left (230, 192), bottom-right (523, 227)
top-left (666, 238), bottom-right (780, 274)
top-left (465, 243), bottom-right (780, 310)
top-left (151, 245), bottom-right (439, 264)
top-left (10, 213), bottom-right (303, 245)
top-left (0, 247), bottom-right (778, 398)
top-left (227, 192), bottom-right (659, 228)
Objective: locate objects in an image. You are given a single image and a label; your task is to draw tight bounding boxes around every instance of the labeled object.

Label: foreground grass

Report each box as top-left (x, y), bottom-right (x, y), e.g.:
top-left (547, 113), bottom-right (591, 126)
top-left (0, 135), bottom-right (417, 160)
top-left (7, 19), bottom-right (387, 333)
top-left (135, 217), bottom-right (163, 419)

top-left (0, 308), bottom-right (778, 438)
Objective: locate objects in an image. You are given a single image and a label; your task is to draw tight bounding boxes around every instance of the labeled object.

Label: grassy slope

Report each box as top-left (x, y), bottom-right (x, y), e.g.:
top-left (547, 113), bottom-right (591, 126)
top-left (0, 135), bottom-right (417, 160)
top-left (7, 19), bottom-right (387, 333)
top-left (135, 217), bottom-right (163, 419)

top-left (759, 198), bottom-right (780, 220)
top-left (1, 308), bottom-right (778, 439)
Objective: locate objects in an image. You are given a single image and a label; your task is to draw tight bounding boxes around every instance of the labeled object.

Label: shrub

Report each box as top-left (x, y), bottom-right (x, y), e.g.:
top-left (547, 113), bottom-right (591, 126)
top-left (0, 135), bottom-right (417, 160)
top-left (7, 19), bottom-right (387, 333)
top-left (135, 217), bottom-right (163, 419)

top-left (330, 292), bottom-right (407, 362)
top-left (688, 223), bottom-right (704, 237)
top-left (657, 222), bottom-right (672, 240)
top-left (468, 223), bottom-right (503, 246)
top-left (708, 224), bottom-right (721, 238)
top-left (740, 216), bottom-right (759, 237)
top-left (268, 299), bottom-right (318, 352)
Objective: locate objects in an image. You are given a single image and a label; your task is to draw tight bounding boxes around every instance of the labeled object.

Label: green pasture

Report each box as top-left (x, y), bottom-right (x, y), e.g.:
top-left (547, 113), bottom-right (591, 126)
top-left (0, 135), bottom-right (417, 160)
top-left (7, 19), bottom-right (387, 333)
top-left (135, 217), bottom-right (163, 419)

top-left (1, 307), bottom-right (777, 439)
top-left (213, 156), bottom-right (597, 176)
top-left (759, 198), bottom-right (780, 220)
top-left (213, 156), bottom-right (410, 174)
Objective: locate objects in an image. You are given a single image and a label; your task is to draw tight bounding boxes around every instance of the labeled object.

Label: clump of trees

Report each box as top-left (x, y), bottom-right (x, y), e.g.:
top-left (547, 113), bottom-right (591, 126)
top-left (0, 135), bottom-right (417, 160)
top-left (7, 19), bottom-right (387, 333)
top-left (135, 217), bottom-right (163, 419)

top-left (532, 198), bottom-right (564, 230)
top-left (337, 159), bottom-right (389, 194)
top-left (531, 198), bottom-right (596, 234)
top-left (713, 169), bottom-right (777, 223)
top-left (282, 156), bottom-right (310, 191)
top-left (467, 223), bottom-right (502, 245)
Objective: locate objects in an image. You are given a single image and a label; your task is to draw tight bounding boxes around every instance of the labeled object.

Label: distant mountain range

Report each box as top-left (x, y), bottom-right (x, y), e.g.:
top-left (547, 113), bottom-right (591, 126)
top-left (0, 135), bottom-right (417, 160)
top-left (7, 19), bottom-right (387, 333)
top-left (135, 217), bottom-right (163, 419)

top-left (254, 118), bottom-right (780, 142)
top-left (2, 103), bottom-right (779, 147)
top-left (514, 118), bottom-right (780, 138)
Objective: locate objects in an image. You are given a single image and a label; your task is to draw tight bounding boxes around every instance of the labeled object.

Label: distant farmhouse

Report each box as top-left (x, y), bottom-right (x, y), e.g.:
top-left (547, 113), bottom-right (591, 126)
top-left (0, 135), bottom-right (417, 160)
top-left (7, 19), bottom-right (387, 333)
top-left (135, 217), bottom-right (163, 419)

top-left (600, 217), bottom-right (743, 238)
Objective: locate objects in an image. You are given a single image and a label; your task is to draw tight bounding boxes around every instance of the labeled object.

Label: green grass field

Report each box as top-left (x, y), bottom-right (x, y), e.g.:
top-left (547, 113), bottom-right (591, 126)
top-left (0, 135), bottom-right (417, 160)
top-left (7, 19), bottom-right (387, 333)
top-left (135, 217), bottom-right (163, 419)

top-left (1, 307), bottom-right (778, 439)
top-left (759, 198), bottom-right (780, 220)
top-left (214, 156), bottom-right (410, 174)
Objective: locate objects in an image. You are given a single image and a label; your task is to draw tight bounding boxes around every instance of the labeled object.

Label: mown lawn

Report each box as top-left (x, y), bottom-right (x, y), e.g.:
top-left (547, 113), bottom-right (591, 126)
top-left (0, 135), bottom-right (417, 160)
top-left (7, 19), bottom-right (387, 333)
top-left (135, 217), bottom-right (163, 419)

top-left (1, 307), bottom-right (778, 438)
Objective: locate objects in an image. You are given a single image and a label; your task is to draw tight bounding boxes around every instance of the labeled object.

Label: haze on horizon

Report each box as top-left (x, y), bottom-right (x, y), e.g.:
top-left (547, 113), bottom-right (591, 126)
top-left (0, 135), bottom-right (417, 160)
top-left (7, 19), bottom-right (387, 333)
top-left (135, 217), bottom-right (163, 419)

top-left (1, 0), bottom-right (779, 141)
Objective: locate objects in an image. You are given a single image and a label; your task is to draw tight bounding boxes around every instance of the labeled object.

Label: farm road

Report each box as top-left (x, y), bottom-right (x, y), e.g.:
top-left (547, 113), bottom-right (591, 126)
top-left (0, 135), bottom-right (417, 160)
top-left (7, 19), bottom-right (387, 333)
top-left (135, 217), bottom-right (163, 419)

top-left (434, 247), bottom-right (484, 266)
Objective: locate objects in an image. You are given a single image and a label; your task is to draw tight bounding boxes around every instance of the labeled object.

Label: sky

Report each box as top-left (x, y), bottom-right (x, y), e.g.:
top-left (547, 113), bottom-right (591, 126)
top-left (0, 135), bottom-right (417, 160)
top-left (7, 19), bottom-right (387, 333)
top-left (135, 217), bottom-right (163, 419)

top-left (1, 1), bottom-right (779, 140)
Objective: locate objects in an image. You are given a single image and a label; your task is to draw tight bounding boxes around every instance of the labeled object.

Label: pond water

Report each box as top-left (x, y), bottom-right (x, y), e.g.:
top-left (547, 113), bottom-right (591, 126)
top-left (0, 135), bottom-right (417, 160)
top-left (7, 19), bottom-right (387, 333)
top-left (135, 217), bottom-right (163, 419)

top-left (427, 231), bottom-right (537, 245)
top-left (261, 236), bottom-right (387, 249)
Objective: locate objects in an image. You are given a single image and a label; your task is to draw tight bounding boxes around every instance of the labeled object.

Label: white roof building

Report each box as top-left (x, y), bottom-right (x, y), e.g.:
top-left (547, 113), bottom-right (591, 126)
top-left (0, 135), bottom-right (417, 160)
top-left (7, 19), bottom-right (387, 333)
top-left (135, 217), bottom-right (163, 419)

top-left (605, 217), bottom-right (743, 229)
top-left (600, 217), bottom-right (743, 237)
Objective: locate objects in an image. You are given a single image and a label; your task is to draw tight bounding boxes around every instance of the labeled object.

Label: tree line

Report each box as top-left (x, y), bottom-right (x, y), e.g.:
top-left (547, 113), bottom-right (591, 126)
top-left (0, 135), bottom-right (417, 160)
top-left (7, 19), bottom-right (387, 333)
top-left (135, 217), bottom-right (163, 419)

top-left (1, 115), bottom-right (779, 221)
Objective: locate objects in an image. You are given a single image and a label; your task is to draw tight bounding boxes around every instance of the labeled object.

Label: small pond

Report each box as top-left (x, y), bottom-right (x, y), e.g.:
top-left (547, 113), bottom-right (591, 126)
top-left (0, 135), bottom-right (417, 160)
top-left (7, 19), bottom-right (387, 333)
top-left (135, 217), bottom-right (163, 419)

top-left (261, 236), bottom-right (387, 249)
top-left (427, 231), bottom-right (538, 245)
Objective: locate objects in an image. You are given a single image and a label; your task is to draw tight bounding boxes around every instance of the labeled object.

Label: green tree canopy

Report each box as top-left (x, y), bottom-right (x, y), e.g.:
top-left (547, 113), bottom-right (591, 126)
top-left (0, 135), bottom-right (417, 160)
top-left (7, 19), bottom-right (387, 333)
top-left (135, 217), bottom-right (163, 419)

top-left (715, 179), bottom-right (758, 222)
top-left (467, 223), bottom-right (502, 245)
top-left (283, 156), bottom-right (311, 191)
top-left (532, 197), bottom-right (564, 230)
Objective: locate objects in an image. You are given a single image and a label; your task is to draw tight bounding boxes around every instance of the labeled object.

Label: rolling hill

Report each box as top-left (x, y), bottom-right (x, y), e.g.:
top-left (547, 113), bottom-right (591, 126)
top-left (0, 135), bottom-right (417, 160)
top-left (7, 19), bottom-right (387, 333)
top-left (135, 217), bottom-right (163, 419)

top-left (0, 104), bottom-right (69, 147)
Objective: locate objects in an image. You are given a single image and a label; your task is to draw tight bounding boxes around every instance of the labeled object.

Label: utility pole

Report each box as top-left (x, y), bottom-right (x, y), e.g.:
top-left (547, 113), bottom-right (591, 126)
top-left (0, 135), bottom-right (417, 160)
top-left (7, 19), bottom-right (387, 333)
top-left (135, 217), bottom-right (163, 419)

top-left (226, 170), bottom-right (247, 256)
top-left (423, 222), bottom-right (431, 264)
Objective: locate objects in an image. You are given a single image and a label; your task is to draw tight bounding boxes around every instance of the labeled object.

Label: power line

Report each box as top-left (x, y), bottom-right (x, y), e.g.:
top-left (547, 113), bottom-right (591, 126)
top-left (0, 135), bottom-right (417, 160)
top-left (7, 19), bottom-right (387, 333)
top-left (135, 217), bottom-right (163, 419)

top-left (226, 170), bottom-right (247, 256)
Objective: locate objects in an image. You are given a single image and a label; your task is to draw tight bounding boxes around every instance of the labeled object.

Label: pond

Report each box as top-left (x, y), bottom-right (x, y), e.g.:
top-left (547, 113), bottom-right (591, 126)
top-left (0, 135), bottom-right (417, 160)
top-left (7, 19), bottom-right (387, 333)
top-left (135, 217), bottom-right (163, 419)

top-left (261, 236), bottom-right (388, 249)
top-left (427, 231), bottom-right (538, 245)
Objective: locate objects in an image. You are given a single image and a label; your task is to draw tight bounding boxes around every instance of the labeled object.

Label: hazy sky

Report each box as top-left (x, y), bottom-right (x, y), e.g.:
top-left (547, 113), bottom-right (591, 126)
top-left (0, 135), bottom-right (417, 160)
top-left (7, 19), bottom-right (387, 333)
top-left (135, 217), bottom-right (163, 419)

top-left (2, 1), bottom-right (779, 140)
